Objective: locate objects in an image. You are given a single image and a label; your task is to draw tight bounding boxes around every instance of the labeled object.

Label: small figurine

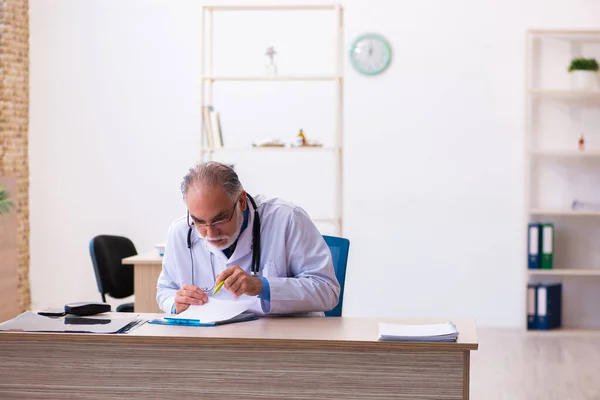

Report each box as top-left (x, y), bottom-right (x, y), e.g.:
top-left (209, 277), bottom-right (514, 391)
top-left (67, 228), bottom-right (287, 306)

top-left (579, 133), bottom-right (585, 152)
top-left (265, 46), bottom-right (278, 76)
top-left (295, 129), bottom-right (306, 146)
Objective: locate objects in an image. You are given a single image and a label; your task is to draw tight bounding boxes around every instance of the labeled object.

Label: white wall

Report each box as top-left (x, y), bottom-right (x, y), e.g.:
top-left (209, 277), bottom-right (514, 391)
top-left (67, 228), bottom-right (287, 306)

top-left (29, 0), bottom-right (600, 327)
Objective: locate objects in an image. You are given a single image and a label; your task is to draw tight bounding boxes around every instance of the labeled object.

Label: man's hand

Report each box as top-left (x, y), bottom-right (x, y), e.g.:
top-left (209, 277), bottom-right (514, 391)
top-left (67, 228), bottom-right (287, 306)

top-left (174, 284), bottom-right (208, 314)
top-left (215, 265), bottom-right (262, 298)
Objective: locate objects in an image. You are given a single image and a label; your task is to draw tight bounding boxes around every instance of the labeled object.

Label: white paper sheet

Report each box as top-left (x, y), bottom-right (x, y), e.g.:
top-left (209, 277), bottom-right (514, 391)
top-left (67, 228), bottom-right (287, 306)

top-left (166, 296), bottom-right (255, 324)
top-left (0, 311), bottom-right (142, 334)
top-left (378, 322), bottom-right (459, 342)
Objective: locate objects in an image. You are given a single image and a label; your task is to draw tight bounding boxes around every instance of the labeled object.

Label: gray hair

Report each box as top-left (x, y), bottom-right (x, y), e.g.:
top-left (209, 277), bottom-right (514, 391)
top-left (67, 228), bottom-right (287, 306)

top-left (181, 161), bottom-right (243, 201)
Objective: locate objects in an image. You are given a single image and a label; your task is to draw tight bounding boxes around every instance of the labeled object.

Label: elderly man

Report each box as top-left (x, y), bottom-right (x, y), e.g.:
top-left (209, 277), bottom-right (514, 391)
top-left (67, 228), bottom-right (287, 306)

top-left (156, 161), bottom-right (340, 316)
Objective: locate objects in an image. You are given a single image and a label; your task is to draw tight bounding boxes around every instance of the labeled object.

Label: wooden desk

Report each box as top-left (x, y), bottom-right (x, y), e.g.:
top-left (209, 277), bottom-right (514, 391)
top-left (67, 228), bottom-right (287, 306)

top-left (122, 252), bottom-right (163, 313)
top-left (0, 314), bottom-right (478, 399)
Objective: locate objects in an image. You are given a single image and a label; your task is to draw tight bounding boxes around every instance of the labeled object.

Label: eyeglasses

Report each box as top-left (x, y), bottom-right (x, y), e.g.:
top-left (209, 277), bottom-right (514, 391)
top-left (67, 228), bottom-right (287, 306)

top-left (190, 196), bottom-right (240, 229)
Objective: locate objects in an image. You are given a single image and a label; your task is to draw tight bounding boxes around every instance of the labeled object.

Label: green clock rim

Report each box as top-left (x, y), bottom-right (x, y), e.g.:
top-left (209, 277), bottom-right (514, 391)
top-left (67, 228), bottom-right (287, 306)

top-left (349, 32), bottom-right (392, 76)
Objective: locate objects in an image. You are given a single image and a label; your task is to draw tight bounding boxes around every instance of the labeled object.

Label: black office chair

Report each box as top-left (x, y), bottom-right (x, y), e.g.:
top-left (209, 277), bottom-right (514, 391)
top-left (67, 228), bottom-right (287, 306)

top-left (89, 235), bottom-right (136, 312)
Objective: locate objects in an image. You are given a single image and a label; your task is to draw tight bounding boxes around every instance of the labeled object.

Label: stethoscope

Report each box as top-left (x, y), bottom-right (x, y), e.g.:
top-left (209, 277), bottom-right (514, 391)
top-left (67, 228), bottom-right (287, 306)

top-left (186, 193), bottom-right (261, 292)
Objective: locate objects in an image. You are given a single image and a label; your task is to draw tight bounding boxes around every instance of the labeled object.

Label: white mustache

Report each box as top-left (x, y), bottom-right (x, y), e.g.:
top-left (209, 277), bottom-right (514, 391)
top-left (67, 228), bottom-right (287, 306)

top-left (207, 236), bottom-right (229, 242)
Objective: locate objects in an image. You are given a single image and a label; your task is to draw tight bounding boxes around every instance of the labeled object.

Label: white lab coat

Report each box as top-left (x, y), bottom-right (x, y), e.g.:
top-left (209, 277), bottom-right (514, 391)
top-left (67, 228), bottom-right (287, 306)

top-left (156, 194), bottom-right (340, 316)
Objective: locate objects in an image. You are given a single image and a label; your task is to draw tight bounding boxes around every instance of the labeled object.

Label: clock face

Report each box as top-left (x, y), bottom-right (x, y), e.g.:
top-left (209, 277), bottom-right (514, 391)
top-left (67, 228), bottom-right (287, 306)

top-left (349, 33), bottom-right (392, 76)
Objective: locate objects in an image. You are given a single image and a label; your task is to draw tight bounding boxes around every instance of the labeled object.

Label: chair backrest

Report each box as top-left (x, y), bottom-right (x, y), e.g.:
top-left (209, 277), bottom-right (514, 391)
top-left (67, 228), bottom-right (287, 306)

top-left (89, 235), bottom-right (137, 301)
top-left (323, 235), bottom-right (350, 317)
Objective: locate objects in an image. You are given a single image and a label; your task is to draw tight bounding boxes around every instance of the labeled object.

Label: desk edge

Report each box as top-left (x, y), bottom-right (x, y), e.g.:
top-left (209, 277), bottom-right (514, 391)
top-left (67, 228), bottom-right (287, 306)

top-left (0, 331), bottom-right (478, 350)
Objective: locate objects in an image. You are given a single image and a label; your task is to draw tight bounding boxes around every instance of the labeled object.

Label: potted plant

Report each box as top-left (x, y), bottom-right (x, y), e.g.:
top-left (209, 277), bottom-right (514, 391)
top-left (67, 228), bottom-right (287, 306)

top-left (0, 184), bottom-right (14, 216)
top-left (568, 57), bottom-right (599, 90)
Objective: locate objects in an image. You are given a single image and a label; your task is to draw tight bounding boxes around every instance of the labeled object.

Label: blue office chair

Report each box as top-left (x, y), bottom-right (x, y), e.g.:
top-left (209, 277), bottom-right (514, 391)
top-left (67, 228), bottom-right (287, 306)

top-left (323, 235), bottom-right (350, 317)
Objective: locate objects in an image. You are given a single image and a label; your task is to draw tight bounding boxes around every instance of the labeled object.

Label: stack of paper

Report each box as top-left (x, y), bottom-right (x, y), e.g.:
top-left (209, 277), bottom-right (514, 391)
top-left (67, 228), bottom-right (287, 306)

top-left (167, 297), bottom-right (254, 324)
top-left (149, 296), bottom-right (257, 327)
top-left (0, 311), bottom-right (143, 334)
top-left (377, 321), bottom-right (459, 342)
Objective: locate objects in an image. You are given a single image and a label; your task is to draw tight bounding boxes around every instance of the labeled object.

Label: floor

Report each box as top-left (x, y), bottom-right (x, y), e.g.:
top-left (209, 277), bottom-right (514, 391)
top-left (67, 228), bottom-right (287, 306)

top-left (470, 328), bottom-right (600, 400)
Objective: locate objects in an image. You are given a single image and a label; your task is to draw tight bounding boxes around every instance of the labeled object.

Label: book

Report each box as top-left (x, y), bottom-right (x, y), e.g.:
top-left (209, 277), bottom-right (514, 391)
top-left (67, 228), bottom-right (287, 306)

top-left (377, 322), bottom-right (458, 342)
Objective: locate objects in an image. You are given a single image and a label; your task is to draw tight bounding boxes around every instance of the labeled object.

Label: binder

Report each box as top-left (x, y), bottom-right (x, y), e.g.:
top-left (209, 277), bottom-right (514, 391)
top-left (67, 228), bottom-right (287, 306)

top-left (536, 283), bottom-right (562, 330)
top-left (527, 283), bottom-right (538, 330)
top-left (527, 223), bottom-right (541, 269)
top-left (541, 223), bottom-right (554, 270)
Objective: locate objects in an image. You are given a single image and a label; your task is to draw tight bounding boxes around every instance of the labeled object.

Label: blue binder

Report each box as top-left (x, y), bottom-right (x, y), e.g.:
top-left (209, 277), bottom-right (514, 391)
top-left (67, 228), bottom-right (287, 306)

top-left (527, 283), bottom-right (538, 330)
top-left (536, 283), bottom-right (562, 330)
top-left (527, 223), bottom-right (542, 269)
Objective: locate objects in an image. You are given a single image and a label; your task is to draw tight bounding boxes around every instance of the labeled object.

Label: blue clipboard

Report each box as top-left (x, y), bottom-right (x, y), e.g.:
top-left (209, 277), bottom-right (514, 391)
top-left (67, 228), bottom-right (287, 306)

top-left (148, 313), bottom-right (259, 327)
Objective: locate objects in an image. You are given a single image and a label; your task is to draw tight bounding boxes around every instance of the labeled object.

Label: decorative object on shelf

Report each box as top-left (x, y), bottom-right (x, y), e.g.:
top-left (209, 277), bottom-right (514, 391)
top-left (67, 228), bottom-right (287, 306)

top-left (349, 32), bottom-right (392, 76)
top-left (265, 46), bottom-right (278, 76)
top-left (0, 184), bottom-right (14, 216)
top-left (295, 129), bottom-right (306, 146)
top-left (252, 138), bottom-right (285, 147)
top-left (290, 129), bottom-right (323, 148)
top-left (571, 199), bottom-right (600, 211)
top-left (578, 133), bottom-right (585, 151)
top-left (568, 57), bottom-right (599, 91)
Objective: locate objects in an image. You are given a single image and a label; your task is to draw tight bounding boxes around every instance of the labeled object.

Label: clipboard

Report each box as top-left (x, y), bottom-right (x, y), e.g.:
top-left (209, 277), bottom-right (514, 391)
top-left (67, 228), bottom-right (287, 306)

top-left (148, 313), bottom-right (259, 327)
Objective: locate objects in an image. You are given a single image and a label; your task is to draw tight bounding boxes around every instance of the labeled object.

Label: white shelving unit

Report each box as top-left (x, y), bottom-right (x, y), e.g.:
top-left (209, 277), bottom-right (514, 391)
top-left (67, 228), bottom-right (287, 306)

top-left (199, 4), bottom-right (344, 236)
top-left (525, 29), bottom-right (600, 333)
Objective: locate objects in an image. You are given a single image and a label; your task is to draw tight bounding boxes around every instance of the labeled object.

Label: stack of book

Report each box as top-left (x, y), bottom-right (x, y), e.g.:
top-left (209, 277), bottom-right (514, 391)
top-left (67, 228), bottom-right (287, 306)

top-left (202, 105), bottom-right (224, 149)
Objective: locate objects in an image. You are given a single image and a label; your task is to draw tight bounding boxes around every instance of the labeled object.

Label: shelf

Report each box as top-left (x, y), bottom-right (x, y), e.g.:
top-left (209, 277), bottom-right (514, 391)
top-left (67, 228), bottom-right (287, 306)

top-left (528, 29), bottom-right (600, 43)
top-left (526, 328), bottom-right (600, 336)
top-left (204, 4), bottom-right (339, 11)
top-left (528, 89), bottom-right (600, 99)
top-left (529, 149), bottom-right (600, 157)
top-left (528, 269), bottom-right (600, 276)
top-left (525, 29), bottom-right (600, 336)
top-left (202, 75), bottom-right (342, 82)
top-left (200, 5), bottom-right (344, 237)
top-left (201, 146), bottom-right (340, 153)
top-left (530, 209), bottom-right (600, 216)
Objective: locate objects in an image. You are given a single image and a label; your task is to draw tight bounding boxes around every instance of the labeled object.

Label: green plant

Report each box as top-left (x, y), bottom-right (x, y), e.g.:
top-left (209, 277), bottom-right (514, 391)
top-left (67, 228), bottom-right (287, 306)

top-left (0, 185), bottom-right (15, 216)
top-left (568, 58), bottom-right (599, 72)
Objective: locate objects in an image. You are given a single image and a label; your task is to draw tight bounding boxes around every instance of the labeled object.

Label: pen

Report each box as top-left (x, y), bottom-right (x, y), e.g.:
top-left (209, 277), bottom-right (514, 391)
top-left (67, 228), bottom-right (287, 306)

top-left (213, 280), bottom-right (225, 295)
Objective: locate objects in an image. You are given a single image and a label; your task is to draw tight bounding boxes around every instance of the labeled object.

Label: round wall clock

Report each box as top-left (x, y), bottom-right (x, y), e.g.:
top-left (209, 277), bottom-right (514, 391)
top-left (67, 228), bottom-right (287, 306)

top-left (349, 33), bottom-right (392, 76)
